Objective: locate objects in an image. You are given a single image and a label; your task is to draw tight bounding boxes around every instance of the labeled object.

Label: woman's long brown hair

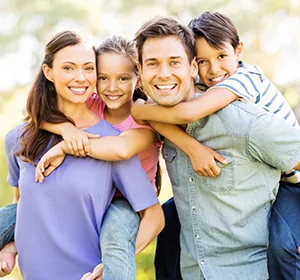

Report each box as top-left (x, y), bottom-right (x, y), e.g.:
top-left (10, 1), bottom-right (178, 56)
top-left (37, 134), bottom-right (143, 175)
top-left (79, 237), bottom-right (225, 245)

top-left (17, 31), bottom-right (93, 163)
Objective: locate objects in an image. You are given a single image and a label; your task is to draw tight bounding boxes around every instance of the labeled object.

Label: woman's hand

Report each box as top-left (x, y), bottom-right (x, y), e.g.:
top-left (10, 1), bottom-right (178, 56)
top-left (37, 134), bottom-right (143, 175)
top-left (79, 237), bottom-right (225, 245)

top-left (80, 263), bottom-right (103, 280)
top-left (0, 242), bottom-right (17, 277)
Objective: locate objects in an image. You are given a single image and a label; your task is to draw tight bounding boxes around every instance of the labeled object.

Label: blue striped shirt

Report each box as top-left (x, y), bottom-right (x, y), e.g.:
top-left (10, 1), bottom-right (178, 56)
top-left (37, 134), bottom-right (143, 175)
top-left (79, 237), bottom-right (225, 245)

top-left (208, 61), bottom-right (300, 184)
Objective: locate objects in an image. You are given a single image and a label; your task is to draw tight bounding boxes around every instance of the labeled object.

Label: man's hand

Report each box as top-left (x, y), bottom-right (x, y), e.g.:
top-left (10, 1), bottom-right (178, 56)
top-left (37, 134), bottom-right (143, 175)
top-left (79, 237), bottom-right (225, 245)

top-left (35, 142), bottom-right (67, 183)
top-left (61, 124), bottom-right (100, 157)
top-left (188, 143), bottom-right (228, 177)
top-left (0, 242), bottom-right (17, 277)
top-left (80, 263), bottom-right (103, 280)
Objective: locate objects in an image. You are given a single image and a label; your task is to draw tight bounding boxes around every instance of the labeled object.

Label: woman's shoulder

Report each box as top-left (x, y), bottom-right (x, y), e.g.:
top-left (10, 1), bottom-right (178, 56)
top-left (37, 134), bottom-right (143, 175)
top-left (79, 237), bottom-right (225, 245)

top-left (5, 122), bottom-right (26, 151)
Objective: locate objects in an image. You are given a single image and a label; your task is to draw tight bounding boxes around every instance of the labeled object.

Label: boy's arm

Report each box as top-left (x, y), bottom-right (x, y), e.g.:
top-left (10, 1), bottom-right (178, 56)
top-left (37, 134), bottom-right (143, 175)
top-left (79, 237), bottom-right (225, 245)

top-left (148, 121), bottom-right (227, 177)
top-left (40, 121), bottom-right (100, 156)
top-left (131, 88), bottom-right (237, 124)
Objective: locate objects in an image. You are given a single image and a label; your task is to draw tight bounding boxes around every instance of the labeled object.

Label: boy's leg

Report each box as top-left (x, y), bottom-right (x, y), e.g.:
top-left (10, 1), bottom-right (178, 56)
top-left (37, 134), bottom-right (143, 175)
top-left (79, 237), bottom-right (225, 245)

top-left (268, 182), bottom-right (300, 280)
top-left (100, 198), bottom-right (140, 280)
top-left (155, 197), bottom-right (182, 280)
top-left (0, 203), bottom-right (17, 250)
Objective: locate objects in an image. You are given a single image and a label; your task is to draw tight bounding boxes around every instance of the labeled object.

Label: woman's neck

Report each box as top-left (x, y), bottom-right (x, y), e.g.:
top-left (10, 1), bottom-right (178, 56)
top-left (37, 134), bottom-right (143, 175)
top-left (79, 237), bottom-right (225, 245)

top-left (104, 101), bottom-right (132, 125)
top-left (60, 103), bottom-right (99, 129)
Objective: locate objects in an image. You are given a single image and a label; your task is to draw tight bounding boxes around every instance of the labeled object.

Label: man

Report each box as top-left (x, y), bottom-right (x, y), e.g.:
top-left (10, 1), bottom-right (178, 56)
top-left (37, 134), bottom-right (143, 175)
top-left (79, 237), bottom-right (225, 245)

top-left (132, 16), bottom-right (300, 280)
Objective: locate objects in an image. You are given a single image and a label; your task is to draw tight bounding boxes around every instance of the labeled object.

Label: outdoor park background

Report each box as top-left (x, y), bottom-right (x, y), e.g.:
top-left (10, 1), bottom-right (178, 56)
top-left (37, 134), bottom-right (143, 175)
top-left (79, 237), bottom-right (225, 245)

top-left (0, 0), bottom-right (300, 279)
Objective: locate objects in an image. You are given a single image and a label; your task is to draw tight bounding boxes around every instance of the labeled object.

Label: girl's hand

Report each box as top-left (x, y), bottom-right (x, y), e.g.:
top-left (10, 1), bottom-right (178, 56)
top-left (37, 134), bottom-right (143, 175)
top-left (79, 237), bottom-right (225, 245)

top-left (61, 124), bottom-right (100, 157)
top-left (35, 142), bottom-right (67, 183)
top-left (131, 99), bottom-right (148, 125)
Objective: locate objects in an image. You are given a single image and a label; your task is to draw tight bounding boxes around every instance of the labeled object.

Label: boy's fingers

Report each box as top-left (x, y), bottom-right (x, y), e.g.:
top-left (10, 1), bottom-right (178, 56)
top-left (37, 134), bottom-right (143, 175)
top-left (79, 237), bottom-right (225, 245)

top-left (212, 151), bottom-right (228, 164)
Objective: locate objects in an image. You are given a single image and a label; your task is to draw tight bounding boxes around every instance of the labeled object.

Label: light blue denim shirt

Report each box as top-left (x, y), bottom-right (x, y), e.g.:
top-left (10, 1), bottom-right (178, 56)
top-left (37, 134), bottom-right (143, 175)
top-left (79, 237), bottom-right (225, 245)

top-left (162, 101), bottom-right (300, 280)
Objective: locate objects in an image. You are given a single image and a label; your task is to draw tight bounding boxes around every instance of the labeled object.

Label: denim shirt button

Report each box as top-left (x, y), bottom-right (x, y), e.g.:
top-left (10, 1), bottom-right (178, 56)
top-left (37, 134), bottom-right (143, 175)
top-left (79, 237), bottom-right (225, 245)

top-left (195, 234), bottom-right (200, 238)
top-left (189, 177), bottom-right (194, 182)
top-left (192, 206), bottom-right (196, 210)
top-left (200, 260), bottom-right (205, 265)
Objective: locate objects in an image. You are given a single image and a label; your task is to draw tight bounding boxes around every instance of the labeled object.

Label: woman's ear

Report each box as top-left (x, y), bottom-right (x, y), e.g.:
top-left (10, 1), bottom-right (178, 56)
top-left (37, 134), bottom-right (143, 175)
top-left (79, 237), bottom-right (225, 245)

top-left (42, 64), bottom-right (54, 82)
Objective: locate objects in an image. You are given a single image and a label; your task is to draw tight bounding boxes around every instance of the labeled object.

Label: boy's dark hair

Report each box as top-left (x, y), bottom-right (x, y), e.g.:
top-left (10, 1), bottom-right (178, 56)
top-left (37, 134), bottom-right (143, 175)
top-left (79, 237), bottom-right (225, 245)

top-left (134, 16), bottom-right (196, 65)
top-left (188, 11), bottom-right (240, 50)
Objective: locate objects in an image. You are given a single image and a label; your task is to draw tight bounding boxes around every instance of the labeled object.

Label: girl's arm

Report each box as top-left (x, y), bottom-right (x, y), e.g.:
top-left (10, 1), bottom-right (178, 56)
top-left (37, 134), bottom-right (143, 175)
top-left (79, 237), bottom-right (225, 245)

top-left (131, 88), bottom-right (237, 124)
top-left (149, 121), bottom-right (227, 177)
top-left (35, 128), bottom-right (157, 182)
top-left (40, 121), bottom-right (100, 157)
top-left (135, 203), bottom-right (165, 255)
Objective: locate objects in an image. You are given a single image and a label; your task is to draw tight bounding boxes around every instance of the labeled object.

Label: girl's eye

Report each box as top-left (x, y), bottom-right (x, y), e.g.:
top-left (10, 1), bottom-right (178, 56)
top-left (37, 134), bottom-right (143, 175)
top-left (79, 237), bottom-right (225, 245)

top-left (120, 76), bottom-right (130, 82)
top-left (98, 76), bottom-right (107, 81)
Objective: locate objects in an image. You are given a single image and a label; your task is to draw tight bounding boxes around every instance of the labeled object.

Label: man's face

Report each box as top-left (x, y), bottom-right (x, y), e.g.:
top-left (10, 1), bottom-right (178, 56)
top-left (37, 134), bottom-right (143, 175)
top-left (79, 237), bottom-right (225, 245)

top-left (139, 36), bottom-right (198, 106)
top-left (195, 37), bottom-right (243, 88)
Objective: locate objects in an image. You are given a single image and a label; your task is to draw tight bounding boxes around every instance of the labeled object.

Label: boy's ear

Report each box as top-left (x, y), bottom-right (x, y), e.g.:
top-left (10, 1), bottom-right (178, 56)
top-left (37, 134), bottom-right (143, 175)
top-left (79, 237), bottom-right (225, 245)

top-left (191, 57), bottom-right (198, 79)
top-left (42, 64), bottom-right (54, 82)
top-left (236, 41), bottom-right (244, 60)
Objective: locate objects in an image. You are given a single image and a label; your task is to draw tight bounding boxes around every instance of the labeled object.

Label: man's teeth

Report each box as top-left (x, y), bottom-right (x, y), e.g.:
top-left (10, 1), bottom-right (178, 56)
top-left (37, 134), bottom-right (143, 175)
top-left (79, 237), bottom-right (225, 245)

top-left (107, 95), bottom-right (120, 100)
top-left (70, 87), bottom-right (86, 93)
top-left (211, 76), bottom-right (225, 83)
top-left (156, 84), bottom-right (176, 90)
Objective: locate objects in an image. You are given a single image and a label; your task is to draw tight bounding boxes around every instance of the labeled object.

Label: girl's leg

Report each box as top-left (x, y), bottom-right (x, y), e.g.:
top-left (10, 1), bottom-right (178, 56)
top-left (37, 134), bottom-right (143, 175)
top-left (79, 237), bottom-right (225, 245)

top-left (268, 182), bottom-right (300, 280)
top-left (0, 203), bottom-right (17, 250)
top-left (155, 197), bottom-right (182, 280)
top-left (100, 198), bottom-right (139, 280)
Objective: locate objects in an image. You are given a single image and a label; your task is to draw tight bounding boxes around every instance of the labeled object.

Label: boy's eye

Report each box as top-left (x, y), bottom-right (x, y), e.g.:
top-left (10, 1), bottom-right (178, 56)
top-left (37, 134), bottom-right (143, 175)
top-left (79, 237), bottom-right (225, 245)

top-left (219, 54), bottom-right (227, 59)
top-left (197, 60), bottom-right (206, 65)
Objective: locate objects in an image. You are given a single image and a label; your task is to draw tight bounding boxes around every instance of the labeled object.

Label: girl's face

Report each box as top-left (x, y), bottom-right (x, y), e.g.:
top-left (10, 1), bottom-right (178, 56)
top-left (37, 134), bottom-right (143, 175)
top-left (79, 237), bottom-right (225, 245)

top-left (96, 53), bottom-right (138, 110)
top-left (43, 43), bottom-right (96, 107)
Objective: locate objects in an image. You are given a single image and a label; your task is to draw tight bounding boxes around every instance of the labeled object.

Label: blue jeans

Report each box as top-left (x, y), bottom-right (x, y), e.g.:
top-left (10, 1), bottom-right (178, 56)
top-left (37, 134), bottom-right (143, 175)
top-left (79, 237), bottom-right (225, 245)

top-left (100, 198), bottom-right (140, 280)
top-left (268, 182), bottom-right (300, 280)
top-left (155, 197), bottom-right (182, 280)
top-left (0, 203), bottom-right (17, 249)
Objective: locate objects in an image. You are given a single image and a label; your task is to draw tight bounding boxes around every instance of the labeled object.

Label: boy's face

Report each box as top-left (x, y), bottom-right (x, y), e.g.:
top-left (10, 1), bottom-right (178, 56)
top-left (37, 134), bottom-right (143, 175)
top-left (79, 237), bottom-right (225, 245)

top-left (195, 37), bottom-right (243, 88)
top-left (139, 35), bottom-right (198, 106)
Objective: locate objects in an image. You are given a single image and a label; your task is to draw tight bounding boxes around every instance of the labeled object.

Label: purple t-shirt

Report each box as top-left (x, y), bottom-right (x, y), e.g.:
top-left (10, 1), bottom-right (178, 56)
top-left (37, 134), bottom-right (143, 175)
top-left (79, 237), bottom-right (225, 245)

top-left (4, 120), bottom-right (159, 280)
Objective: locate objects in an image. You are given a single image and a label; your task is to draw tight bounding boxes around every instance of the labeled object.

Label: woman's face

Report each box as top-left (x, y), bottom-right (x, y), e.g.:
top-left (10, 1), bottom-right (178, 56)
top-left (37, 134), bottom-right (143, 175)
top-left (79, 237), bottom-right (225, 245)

top-left (96, 53), bottom-right (138, 111)
top-left (44, 43), bottom-right (97, 107)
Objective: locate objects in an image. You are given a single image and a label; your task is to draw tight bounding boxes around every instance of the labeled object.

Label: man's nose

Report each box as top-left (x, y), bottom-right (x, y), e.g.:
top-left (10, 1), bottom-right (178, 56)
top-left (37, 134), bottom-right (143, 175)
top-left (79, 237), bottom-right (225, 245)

top-left (158, 63), bottom-right (171, 79)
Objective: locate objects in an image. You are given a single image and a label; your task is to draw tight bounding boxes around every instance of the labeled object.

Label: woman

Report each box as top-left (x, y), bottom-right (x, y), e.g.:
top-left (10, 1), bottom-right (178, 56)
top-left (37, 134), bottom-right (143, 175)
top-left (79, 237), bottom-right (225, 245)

top-left (1, 30), bottom-right (164, 280)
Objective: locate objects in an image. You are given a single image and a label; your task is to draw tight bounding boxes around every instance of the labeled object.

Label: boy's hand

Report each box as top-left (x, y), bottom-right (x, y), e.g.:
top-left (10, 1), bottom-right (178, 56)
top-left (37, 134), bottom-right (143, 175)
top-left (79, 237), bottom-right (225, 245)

top-left (35, 142), bottom-right (67, 183)
top-left (131, 99), bottom-right (148, 125)
top-left (0, 242), bottom-right (17, 277)
top-left (80, 263), bottom-right (103, 280)
top-left (61, 124), bottom-right (100, 157)
top-left (188, 143), bottom-right (227, 177)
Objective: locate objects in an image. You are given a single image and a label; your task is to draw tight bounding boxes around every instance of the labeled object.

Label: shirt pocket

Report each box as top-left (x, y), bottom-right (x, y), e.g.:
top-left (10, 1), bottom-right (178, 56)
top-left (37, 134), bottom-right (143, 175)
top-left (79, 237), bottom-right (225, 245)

top-left (162, 146), bottom-right (181, 188)
top-left (204, 152), bottom-right (235, 192)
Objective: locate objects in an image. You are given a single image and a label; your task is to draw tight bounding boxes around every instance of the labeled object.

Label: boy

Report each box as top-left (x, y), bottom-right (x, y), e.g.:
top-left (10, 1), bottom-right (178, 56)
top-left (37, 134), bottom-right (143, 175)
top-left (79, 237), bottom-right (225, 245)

top-left (131, 12), bottom-right (300, 280)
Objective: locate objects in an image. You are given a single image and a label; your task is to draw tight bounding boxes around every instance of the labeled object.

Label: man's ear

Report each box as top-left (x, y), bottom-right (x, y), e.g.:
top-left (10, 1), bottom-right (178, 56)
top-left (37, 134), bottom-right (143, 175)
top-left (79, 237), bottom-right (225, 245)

top-left (42, 64), bottom-right (54, 82)
top-left (191, 57), bottom-right (198, 79)
top-left (135, 76), bottom-right (142, 89)
top-left (236, 41), bottom-right (244, 60)
top-left (137, 62), bottom-right (142, 74)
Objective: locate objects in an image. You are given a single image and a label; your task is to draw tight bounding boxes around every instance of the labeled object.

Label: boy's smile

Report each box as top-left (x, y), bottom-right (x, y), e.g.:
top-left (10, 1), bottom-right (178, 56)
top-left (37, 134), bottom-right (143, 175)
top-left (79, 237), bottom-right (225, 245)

top-left (195, 37), bottom-right (243, 87)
